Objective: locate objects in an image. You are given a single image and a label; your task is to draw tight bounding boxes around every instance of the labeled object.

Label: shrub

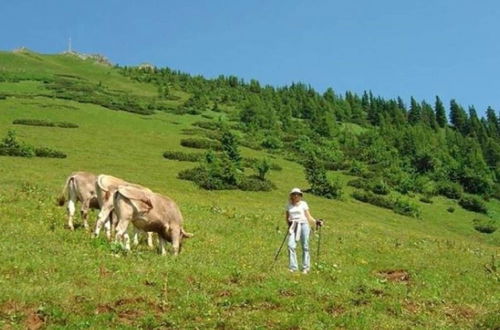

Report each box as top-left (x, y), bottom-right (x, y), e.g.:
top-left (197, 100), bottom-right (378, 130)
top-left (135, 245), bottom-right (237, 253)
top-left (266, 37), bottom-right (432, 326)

top-left (238, 176), bottom-right (275, 191)
top-left (0, 130), bottom-right (66, 158)
top-left (419, 196), bottom-right (433, 204)
top-left (261, 135), bottom-right (283, 150)
top-left (241, 158), bottom-right (282, 171)
top-left (220, 129), bottom-right (241, 165)
top-left (458, 195), bottom-right (488, 214)
top-left (34, 147), bottom-right (67, 158)
top-left (13, 119), bottom-right (78, 128)
top-left (393, 198), bottom-right (421, 218)
top-left (351, 190), bottom-right (394, 210)
top-left (178, 166), bottom-right (233, 190)
top-left (473, 218), bottom-right (497, 234)
top-left (192, 121), bottom-right (219, 130)
top-left (163, 151), bottom-right (203, 162)
top-left (411, 176), bottom-right (438, 196)
top-left (178, 165), bottom-right (275, 192)
top-left (254, 158), bottom-right (271, 180)
top-left (57, 122), bottom-right (79, 128)
top-left (0, 130), bottom-right (35, 157)
top-left (459, 173), bottom-right (493, 195)
top-left (46, 77), bottom-right (154, 115)
top-left (304, 156), bottom-right (343, 199)
top-left (347, 178), bottom-right (369, 190)
top-left (395, 175), bottom-right (414, 195)
top-left (447, 207), bottom-right (455, 213)
top-left (437, 181), bottom-right (463, 200)
top-left (371, 179), bottom-right (390, 195)
top-left (269, 163), bottom-right (282, 171)
top-left (180, 138), bottom-right (222, 150)
top-left (348, 161), bottom-right (369, 177)
top-left (492, 183), bottom-right (500, 201)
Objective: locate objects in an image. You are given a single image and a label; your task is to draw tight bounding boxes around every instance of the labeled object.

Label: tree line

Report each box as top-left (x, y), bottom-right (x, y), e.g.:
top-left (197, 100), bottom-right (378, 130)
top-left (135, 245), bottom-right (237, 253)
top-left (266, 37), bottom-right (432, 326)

top-left (119, 65), bottom-right (500, 200)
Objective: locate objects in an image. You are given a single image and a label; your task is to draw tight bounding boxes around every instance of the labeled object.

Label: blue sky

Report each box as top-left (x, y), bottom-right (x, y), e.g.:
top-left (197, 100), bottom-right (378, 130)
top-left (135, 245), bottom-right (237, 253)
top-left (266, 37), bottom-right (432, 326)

top-left (1, 0), bottom-right (499, 117)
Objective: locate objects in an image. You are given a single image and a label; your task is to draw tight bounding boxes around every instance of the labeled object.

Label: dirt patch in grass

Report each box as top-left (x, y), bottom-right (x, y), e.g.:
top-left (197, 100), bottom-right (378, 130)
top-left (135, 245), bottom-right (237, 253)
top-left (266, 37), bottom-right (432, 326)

top-left (443, 304), bottom-right (478, 322)
top-left (99, 265), bottom-right (111, 277)
top-left (376, 269), bottom-right (410, 283)
top-left (95, 296), bottom-right (167, 325)
top-left (217, 290), bottom-right (232, 297)
top-left (0, 300), bottom-right (20, 316)
top-left (278, 289), bottom-right (296, 297)
top-left (370, 288), bottom-right (385, 296)
top-left (325, 304), bottom-right (345, 316)
top-left (404, 300), bottom-right (422, 314)
top-left (25, 309), bottom-right (45, 330)
top-left (0, 301), bottom-right (45, 329)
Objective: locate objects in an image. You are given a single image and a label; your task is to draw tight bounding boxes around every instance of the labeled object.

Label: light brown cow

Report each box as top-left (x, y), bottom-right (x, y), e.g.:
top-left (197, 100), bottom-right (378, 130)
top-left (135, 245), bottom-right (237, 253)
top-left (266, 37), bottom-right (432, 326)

top-left (58, 171), bottom-right (99, 230)
top-left (93, 174), bottom-right (153, 247)
top-left (113, 185), bottom-right (193, 255)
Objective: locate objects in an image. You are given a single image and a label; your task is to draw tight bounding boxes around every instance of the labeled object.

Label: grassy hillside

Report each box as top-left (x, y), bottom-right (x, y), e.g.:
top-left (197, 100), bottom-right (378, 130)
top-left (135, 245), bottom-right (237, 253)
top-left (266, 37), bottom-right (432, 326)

top-left (0, 50), bottom-right (498, 329)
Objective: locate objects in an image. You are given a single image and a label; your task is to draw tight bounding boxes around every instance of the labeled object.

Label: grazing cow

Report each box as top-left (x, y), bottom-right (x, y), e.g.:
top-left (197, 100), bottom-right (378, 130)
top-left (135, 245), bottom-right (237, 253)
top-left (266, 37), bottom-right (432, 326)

top-left (93, 174), bottom-right (153, 247)
top-left (58, 171), bottom-right (99, 230)
top-left (113, 185), bottom-right (193, 255)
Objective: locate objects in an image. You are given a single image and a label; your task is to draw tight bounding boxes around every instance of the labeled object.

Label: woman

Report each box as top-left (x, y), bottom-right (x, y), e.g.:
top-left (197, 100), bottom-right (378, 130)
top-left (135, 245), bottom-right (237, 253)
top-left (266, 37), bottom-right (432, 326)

top-left (285, 188), bottom-right (322, 273)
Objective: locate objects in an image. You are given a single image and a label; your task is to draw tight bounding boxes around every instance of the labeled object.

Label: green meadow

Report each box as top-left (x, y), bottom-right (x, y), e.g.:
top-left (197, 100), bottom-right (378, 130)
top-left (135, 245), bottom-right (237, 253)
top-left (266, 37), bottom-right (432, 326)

top-left (0, 50), bottom-right (499, 329)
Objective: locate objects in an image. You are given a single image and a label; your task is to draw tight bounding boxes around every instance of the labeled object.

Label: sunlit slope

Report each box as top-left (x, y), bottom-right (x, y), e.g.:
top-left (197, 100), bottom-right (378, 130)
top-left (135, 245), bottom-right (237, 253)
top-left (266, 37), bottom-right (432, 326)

top-left (0, 50), bottom-right (498, 328)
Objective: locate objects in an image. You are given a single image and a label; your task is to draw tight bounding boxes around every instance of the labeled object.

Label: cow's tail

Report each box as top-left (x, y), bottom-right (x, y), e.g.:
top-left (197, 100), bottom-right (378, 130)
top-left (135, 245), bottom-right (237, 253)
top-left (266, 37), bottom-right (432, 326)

top-left (57, 176), bottom-right (74, 206)
top-left (181, 227), bottom-right (194, 238)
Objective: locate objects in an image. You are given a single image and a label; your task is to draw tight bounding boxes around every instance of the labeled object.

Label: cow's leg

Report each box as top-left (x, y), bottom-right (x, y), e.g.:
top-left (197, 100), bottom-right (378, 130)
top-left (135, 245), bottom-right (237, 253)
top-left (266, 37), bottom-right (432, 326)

top-left (158, 237), bottom-right (167, 256)
top-left (147, 232), bottom-right (154, 249)
top-left (123, 232), bottom-right (131, 251)
top-left (109, 211), bottom-right (118, 240)
top-left (67, 187), bottom-right (77, 230)
top-left (104, 218), bottom-right (112, 240)
top-left (94, 206), bottom-right (112, 238)
top-left (80, 199), bottom-right (91, 230)
top-left (67, 199), bottom-right (76, 230)
top-left (132, 227), bottom-right (140, 246)
top-left (115, 218), bottom-right (131, 251)
top-left (171, 229), bottom-right (181, 256)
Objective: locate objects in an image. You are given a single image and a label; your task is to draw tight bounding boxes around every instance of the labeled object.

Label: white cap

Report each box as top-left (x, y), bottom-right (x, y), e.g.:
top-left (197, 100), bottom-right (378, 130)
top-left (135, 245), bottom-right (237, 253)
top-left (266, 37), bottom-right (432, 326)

top-left (290, 187), bottom-right (303, 195)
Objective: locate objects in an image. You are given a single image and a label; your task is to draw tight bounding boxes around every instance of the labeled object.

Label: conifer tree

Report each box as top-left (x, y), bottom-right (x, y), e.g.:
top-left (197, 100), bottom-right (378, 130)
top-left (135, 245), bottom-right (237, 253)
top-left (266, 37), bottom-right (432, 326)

top-left (408, 97), bottom-right (421, 125)
top-left (435, 96), bottom-right (447, 128)
top-left (486, 107), bottom-right (499, 137)
top-left (449, 99), bottom-right (469, 135)
top-left (421, 101), bottom-right (437, 129)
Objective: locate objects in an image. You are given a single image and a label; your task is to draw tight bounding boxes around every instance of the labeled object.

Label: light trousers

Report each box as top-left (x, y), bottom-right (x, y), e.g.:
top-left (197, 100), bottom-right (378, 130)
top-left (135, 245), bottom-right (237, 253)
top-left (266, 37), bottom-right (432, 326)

top-left (288, 222), bottom-right (310, 271)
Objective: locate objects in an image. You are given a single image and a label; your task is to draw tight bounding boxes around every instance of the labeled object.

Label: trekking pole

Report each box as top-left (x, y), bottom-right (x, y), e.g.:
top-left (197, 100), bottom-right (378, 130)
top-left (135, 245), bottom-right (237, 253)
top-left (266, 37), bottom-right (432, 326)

top-left (316, 219), bottom-right (324, 263)
top-left (271, 225), bottom-right (290, 270)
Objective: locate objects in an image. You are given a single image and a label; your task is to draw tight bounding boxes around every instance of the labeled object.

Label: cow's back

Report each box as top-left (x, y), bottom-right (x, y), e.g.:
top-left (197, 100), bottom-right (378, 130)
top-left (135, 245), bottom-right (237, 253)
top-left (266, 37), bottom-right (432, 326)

top-left (72, 172), bottom-right (98, 201)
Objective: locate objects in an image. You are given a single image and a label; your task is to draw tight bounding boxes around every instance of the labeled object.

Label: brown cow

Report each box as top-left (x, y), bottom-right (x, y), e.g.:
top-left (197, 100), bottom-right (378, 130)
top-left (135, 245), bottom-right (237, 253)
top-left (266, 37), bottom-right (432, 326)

top-left (58, 171), bottom-right (99, 230)
top-left (113, 185), bottom-right (193, 255)
top-left (93, 174), bottom-right (153, 247)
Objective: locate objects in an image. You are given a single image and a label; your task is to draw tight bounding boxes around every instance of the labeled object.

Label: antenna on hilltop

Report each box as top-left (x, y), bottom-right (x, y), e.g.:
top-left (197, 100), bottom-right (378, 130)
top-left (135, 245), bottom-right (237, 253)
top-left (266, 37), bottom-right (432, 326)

top-left (68, 37), bottom-right (72, 53)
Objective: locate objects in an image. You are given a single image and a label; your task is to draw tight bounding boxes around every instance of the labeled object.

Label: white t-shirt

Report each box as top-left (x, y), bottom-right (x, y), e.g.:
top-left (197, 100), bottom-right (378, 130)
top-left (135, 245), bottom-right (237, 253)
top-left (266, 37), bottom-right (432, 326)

top-left (285, 200), bottom-right (309, 223)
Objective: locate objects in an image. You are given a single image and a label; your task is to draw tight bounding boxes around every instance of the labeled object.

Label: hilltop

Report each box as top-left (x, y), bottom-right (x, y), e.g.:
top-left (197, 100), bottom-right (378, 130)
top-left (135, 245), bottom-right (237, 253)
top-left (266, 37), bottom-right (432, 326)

top-left (0, 50), bottom-right (498, 328)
